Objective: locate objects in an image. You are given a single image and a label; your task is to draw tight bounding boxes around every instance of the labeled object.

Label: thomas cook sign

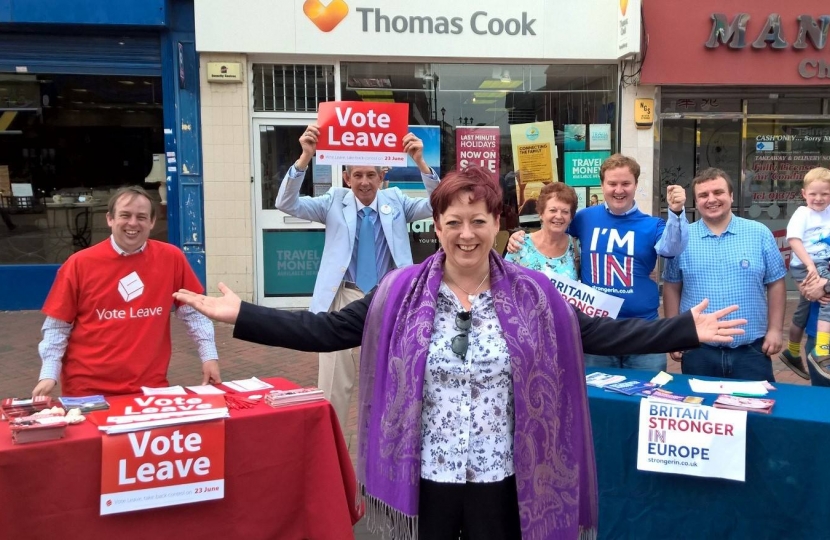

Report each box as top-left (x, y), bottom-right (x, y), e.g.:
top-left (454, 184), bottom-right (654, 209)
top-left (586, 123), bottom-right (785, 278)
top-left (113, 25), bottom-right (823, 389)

top-left (353, 8), bottom-right (537, 36)
top-left (304, 0), bottom-right (539, 37)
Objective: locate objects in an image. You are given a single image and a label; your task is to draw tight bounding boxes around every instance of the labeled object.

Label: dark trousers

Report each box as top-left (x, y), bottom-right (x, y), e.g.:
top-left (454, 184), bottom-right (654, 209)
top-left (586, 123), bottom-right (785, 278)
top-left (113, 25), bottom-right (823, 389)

top-left (418, 476), bottom-right (521, 540)
top-left (681, 338), bottom-right (775, 383)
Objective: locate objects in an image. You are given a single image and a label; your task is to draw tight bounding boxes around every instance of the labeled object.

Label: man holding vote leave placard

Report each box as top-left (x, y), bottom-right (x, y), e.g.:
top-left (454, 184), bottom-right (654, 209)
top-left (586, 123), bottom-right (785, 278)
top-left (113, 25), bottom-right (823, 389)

top-left (275, 101), bottom-right (439, 430)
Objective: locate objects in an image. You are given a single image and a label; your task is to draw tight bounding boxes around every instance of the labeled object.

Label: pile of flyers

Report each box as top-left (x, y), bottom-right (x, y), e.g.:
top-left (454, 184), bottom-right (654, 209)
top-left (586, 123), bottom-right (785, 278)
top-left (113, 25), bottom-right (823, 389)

top-left (264, 388), bottom-right (325, 408)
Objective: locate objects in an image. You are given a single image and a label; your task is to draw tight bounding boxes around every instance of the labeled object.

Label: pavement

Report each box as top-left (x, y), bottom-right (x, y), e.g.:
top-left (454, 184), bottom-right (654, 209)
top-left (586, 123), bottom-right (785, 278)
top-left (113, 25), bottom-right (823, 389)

top-left (0, 296), bottom-right (814, 538)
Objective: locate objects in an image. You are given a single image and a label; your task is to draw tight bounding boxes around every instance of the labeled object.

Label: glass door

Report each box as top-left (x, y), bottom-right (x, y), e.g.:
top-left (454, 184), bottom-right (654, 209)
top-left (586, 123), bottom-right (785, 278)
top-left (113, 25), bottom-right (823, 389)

top-left (659, 117), bottom-right (742, 222)
top-left (253, 118), bottom-right (334, 307)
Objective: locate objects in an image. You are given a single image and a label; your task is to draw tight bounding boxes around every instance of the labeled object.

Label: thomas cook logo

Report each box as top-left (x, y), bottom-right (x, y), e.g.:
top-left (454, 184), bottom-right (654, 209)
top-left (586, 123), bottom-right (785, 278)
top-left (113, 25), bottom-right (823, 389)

top-left (303, 0), bottom-right (349, 32)
top-left (620, 0), bottom-right (629, 16)
top-left (118, 271), bottom-right (144, 302)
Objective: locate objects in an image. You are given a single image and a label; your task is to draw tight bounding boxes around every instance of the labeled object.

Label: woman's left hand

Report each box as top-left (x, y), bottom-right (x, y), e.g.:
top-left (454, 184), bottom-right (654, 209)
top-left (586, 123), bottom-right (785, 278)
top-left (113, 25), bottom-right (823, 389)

top-left (690, 299), bottom-right (746, 344)
top-left (173, 282), bottom-right (242, 324)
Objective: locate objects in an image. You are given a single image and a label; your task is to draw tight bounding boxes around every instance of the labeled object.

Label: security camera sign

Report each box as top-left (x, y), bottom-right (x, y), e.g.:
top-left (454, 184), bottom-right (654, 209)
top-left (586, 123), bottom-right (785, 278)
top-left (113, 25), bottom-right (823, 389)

top-left (316, 101), bottom-right (409, 166)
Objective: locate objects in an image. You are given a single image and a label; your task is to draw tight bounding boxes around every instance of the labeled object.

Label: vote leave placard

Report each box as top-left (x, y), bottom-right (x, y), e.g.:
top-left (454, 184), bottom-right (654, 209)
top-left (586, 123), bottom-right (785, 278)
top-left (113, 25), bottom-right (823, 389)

top-left (316, 101), bottom-right (409, 166)
top-left (100, 421), bottom-right (225, 515)
top-left (97, 394), bottom-right (229, 434)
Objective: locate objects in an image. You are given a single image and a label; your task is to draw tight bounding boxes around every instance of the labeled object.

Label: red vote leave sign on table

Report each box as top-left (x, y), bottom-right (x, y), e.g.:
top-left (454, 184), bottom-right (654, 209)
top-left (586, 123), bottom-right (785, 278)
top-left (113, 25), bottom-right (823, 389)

top-left (100, 417), bottom-right (225, 515)
top-left (316, 101), bottom-right (409, 166)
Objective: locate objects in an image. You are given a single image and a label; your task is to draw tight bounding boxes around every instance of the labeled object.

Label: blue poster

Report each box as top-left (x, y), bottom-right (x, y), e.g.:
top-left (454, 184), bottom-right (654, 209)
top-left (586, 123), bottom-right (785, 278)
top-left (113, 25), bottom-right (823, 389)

top-left (564, 151), bottom-right (611, 187)
top-left (385, 125), bottom-right (441, 192)
top-left (564, 124), bottom-right (587, 151)
top-left (263, 230), bottom-right (325, 296)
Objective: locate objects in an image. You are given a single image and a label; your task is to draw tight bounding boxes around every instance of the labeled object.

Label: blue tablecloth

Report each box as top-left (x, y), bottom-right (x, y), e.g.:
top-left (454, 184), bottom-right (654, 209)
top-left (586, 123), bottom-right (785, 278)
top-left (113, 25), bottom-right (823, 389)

top-left (587, 367), bottom-right (830, 539)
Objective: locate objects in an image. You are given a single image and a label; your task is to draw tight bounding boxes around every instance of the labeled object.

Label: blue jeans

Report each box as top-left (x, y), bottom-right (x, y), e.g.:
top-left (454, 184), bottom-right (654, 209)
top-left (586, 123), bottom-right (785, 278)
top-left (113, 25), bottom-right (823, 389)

top-left (583, 353), bottom-right (667, 372)
top-left (681, 338), bottom-right (775, 383)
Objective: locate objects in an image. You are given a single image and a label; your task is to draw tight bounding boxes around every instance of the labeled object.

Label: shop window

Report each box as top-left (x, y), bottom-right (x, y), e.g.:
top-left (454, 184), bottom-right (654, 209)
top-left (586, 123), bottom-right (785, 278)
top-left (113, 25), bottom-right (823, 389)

top-left (252, 64), bottom-right (335, 113)
top-left (741, 120), bottom-right (830, 284)
top-left (744, 120), bottom-right (830, 216)
top-left (747, 96), bottom-right (823, 115)
top-left (660, 97), bottom-right (742, 114)
top-left (258, 125), bottom-right (322, 210)
top-left (340, 62), bottom-right (617, 224)
top-left (0, 74), bottom-right (165, 265)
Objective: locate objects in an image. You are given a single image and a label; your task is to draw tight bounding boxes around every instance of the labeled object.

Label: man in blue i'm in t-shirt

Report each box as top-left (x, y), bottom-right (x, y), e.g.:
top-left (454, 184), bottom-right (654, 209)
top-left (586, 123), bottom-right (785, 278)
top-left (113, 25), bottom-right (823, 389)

top-left (508, 154), bottom-right (689, 371)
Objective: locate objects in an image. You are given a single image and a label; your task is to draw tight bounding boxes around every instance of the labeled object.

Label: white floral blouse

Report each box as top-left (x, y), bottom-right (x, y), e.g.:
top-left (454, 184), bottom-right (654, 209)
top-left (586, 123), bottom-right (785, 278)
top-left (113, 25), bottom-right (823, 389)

top-left (420, 281), bottom-right (514, 484)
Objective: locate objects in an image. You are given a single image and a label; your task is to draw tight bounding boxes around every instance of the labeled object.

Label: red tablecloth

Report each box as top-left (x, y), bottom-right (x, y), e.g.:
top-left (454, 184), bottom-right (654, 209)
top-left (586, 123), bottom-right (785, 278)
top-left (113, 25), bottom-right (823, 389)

top-left (0, 378), bottom-right (362, 539)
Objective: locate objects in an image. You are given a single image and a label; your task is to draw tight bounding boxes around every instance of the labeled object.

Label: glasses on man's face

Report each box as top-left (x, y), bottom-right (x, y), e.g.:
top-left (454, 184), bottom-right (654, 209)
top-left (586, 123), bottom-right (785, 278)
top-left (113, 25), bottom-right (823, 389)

top-left (451, 310), bottom-right (472, 358)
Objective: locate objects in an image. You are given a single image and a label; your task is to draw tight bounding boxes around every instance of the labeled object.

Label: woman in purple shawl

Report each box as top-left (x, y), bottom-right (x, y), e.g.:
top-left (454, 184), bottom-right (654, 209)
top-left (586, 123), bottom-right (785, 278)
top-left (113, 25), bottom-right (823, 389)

top-left (352, 167), bottom-right (596, 539)
top-left (175, 167), bottom-right (746, 540)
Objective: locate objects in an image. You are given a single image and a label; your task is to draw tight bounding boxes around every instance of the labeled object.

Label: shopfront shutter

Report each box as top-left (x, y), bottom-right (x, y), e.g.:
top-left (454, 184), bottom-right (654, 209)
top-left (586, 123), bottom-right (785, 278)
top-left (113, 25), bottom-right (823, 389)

top-left (0, 29), bottom-right (162, 76)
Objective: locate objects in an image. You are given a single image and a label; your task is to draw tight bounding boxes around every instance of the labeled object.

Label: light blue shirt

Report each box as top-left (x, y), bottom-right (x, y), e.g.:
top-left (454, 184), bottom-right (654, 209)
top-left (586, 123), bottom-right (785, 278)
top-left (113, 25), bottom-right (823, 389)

top-left (662, 215), bottom-right (786, 346)
top-left (346, 201), bottom-right (392, 285)
top-left (286, 164), bottom-right (438, 285)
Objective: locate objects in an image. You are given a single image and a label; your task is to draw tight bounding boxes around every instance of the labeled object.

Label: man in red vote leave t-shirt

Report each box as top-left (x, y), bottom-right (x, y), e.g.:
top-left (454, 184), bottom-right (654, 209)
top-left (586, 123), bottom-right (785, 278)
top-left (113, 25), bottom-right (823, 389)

top-left (32, 186), bottom-right (221, 397)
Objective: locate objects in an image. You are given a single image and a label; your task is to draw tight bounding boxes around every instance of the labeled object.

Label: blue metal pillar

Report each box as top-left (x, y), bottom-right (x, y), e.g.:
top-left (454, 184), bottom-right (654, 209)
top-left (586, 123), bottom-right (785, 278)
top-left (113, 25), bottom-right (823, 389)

top-left (161, 0), bottom-right (206, 287)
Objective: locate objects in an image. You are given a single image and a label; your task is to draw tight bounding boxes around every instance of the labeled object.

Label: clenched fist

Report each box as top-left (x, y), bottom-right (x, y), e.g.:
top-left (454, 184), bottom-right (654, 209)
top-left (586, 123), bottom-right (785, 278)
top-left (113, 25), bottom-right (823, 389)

top-left (666, 185), bottom-right (686, 213)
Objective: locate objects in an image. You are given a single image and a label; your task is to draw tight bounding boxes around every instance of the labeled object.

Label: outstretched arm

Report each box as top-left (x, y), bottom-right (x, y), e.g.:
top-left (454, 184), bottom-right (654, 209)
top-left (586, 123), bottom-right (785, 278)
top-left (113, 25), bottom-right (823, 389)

top-left (233, 299), bottom-right (368, 351)
top-left (173, 283), bottom-right (370, 351)
top-left (576, 299), bottom-right (744, 356)
top-left (175, 286), bottom-right (744, 356)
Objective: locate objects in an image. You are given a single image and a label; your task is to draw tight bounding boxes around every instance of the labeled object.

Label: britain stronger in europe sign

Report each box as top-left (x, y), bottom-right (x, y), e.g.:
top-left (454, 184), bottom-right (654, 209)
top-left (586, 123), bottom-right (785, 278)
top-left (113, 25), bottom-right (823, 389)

top-left (637, 400), bottom-right (747, 482)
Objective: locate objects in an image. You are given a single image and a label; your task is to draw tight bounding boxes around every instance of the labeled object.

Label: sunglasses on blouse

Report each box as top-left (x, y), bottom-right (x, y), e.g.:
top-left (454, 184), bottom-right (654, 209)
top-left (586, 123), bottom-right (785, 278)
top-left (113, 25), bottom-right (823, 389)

top-left (451, 310), bottom-right (472, 358)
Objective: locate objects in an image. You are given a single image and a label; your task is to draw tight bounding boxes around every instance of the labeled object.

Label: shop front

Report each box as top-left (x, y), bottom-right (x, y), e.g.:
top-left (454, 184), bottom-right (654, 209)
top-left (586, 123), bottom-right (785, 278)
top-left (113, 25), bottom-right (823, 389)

top-left (195, 0), bottom-right (631, 306)
top-left (641, 0), bottom-right (830, 286)
top-left (0, 0), bottom-right (206, 309)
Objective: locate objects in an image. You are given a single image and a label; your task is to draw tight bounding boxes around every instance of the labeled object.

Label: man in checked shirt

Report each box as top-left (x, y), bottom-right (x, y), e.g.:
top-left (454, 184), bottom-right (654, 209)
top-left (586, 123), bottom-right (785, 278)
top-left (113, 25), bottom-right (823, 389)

top-left (32, 186), bottom-right (220, 397)
top-left (663, 168), bottom-right (786, 382)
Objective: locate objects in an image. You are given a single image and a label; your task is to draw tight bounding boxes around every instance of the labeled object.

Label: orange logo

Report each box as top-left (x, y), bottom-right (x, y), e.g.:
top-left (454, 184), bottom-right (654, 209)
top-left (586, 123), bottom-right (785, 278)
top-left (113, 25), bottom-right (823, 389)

top-left (303, 0), bottom-right (349, 32)
top-left (620, 0), bottom-right (628, 16)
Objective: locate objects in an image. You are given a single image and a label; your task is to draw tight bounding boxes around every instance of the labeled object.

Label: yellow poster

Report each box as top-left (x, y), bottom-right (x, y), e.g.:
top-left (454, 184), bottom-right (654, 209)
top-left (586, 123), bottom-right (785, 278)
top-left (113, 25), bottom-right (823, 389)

top-left (510, 122), bottom-right (558, 217)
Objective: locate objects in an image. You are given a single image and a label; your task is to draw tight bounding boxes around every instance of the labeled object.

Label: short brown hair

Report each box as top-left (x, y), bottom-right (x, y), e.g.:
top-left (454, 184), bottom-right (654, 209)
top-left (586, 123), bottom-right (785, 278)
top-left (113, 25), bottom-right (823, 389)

top-left (600, 154), bottom-right (640, 183)
top-left (537, 182), bottom-right (577, 217)
top-left (108, 186), bottom-right (157, 221)
top-left (692, 168), bottom-right (733, 195)
top-left (430, 166), bottom-right (503, 222)
top-left (803, 167), bottom-right (830, 188)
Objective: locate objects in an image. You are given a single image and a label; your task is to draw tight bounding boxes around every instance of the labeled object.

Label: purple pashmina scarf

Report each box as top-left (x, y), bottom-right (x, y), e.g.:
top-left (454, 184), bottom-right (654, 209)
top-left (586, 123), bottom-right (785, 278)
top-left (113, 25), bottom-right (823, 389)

top-left (357, 250), bottom-right (598, 540)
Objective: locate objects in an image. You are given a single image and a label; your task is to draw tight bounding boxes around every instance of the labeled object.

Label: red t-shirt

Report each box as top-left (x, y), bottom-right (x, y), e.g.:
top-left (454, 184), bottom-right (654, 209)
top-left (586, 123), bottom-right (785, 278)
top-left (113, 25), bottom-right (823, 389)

top-left (42, 240), bottom-right (204, 396)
